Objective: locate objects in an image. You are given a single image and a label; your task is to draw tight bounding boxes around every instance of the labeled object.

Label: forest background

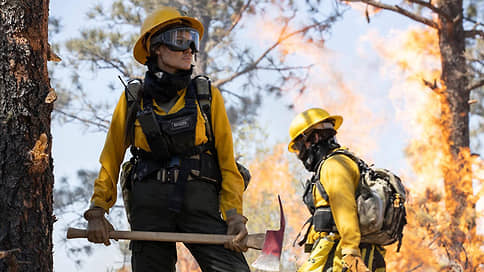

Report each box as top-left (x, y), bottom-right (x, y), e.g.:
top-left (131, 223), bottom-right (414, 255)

top-left (39, 0), bottom-right (484, 271)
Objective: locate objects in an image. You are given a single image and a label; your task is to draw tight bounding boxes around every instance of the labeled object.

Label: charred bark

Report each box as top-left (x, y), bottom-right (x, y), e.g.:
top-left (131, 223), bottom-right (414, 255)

top-left (438, 0), bottom-right (469, 153)
top-left (0, 1), bottom-right (54, 272)
top-left (437, 0), bottom-right (474, 266)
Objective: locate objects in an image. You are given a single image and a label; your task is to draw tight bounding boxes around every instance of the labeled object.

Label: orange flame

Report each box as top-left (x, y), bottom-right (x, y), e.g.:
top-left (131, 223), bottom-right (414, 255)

top-left (247, 12), bottom-right (484, 271)
top-left (365, 26), bottom-right (484, 270)
top-left (248, 17), bottom-right (385, 157)
top-left (174, 12), bottom-right (483, 272)
top-left (243, 145), bottom-right (309, 268)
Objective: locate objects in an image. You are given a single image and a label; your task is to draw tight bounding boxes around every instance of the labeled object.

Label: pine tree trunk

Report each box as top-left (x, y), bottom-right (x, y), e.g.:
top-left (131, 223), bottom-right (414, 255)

top-left (437, 0), bottom-right (474, 267)
top-left (0, 1), bottom-right (54, 271)
top-left (195, 0), bottom-right (210, 74)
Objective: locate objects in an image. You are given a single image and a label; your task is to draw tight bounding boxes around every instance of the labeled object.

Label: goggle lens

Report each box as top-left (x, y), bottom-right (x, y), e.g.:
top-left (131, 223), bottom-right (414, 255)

top-left (151, 27), bottom-right (200, 52)
top-left (293, 128), bottom-right (334, 154)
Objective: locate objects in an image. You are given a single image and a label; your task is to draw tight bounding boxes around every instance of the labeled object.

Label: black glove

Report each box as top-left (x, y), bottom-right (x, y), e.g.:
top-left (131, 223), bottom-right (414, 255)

top-left (84, 207), bottom-right (115, 246)
top-left (224, 212), bottom-right (248, 252)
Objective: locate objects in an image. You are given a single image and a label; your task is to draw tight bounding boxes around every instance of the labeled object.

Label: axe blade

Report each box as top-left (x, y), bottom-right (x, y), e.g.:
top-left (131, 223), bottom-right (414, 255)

top-left (251, 195), bottom-right (285, 271)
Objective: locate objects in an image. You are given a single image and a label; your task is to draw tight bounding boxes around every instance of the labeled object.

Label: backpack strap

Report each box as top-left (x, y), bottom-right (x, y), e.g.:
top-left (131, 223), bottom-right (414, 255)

top-left (328, 149), bottom-right (368, 171)
top-left (192, 75), bottom-right (223, 192)
top-left (313, 160), bottom-right (329, 202)
top-left (293, 216), bottom-right (313, 250)
top-left (313, 149), bottom-right (366, 202)
top-left (193, 75), bottom-right (214, 142)
top-left (192, 76), bottom-right (252, 191)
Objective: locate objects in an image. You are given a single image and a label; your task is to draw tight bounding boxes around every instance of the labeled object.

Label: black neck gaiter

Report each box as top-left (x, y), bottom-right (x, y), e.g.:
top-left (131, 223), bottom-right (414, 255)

top-left (299, 137), bottom-right (341, 172)
top-left (143, 58), bottom-right (193, 103)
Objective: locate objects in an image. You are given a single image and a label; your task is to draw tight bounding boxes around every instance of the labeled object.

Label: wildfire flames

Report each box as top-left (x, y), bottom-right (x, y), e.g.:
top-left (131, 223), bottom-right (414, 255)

top-left (368, 27), bottom-right (484, 270)
top-left (170, 11), bottom-right (484, 272)
top-left (243, 13), bottom-right (484, 272)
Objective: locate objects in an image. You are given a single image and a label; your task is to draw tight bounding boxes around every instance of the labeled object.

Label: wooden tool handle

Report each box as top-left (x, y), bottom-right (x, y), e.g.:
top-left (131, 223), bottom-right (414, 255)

top-left (67, 228), bottom-right (265, 250)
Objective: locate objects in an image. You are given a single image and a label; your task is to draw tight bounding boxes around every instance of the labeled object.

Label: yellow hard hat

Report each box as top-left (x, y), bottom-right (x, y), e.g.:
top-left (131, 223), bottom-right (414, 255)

top-left (288, 108), bottom-right (343, 153)
top-left (133, 7), bottom-right (204, 64)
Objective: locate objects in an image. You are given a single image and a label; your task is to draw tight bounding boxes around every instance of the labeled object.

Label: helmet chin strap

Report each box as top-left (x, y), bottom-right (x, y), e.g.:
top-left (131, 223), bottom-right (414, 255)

top-left (299, 136), bottom-right (340, 172)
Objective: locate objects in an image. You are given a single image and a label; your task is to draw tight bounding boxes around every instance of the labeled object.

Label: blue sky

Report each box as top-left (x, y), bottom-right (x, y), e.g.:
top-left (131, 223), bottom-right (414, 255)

top-left (49, 0), bottom-right (420, 270)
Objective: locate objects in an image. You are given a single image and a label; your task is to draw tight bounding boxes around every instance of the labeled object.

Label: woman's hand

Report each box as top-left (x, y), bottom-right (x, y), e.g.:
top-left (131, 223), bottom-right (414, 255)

top-left (224, 211), bottom-right (249, 252)
top-left (84, 207), bottom-right (115, 246)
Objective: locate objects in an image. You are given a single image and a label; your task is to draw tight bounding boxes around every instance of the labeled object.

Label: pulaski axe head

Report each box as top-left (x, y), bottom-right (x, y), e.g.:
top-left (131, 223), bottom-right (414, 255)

top-left (251, 195), bottom-right (286, 271)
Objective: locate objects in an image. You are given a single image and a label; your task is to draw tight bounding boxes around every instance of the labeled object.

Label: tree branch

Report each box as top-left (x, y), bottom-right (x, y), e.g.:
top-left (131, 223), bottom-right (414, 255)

top-left (213, 20), bottom-right (325, 87)
top-left (53, 108), bottom-right (109, 131)
top-left (466, 78), bottom-right (484, 92)
top-left (344, 0), bottom-right (439, 28)
top-left (464, 16), bottom-right (484, 27)
top-left (422, 78), bottom-right (443, 94)
top-left (407, 263), bottom-right (424, 272)
top-left (218, 87), bottom-right (246, 100)
top-left (256, 64), bottom-right (314, 71)
top-left (406, 0), bottom-right (452, 21)
top-left (76, 49), bottom-right (131, 78)
top-left (207, 0), bottom-right (253, 53)
top-left (227, 0), bottom-right (252, 34)
top-left (77, 88), bottom-right (112, 124)
top-left (464, 29), bottom-right (484, 38)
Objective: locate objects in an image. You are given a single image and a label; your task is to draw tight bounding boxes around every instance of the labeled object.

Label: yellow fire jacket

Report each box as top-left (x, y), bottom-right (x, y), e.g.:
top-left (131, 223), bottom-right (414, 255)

top-left (90, 85), bottom-right (245, 219)
top-left (307, 150), bottom-right (362, 256)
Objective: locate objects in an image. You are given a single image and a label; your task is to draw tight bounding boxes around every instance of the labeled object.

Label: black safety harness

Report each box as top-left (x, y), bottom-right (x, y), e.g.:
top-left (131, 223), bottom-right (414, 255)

top-left (125, 76), bottom-right (221, 213)
top-left (295, 149), bottom-right (366, 251)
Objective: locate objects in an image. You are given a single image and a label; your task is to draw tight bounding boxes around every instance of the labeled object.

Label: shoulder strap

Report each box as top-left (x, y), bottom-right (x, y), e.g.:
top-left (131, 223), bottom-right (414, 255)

top-left (313, 149), bottom-right (365, 202)
top-left (193, 76), bottom-right (253, 191)
top-left (313, 160), bottom-right (329, 202)
top-left (327, 149), bottom-right (369, 171)
top-left (124, 78), bottom-right (143, 145)
top-left (192, 75), bottom-right (214, 142)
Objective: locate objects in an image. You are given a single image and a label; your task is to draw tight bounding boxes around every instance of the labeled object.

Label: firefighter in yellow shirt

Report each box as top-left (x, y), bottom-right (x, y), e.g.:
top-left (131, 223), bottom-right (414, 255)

top-left (288, 108), bottom-right (386, 272)
top-left (82, 6), bottom-right (250, 272)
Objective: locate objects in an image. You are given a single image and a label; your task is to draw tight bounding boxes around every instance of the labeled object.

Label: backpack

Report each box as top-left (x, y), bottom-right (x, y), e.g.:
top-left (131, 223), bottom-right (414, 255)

top-left (313, 149), bottom-right (407, 250)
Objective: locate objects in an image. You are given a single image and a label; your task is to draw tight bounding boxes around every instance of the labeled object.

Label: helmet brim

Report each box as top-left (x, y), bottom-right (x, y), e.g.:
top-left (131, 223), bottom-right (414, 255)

top-left (288, 115), bottom-right (342, 153)
top-left (133, 16), bottom-right (204, 65)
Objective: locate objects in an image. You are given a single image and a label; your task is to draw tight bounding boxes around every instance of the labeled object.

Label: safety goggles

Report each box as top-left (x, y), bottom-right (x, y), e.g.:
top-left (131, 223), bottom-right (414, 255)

top-left (292, 122), bottom-right (336, 154)
top-left (150, 27), bottom-right (200, 52)
top-left (293, 130), bottom-right (320, 154)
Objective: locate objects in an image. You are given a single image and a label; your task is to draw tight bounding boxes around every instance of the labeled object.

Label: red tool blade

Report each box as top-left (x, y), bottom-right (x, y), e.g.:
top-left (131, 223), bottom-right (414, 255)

top-left (252, 195), bottom-right (285, 271)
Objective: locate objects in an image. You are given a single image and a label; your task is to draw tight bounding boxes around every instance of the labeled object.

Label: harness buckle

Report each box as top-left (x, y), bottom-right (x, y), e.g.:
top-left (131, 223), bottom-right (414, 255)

top-left (156, 168), bottom-right (167, 182)
top-left (173, 169), bottom-right (179, 183)
top-left (155, 168), bottom-right (180, 183)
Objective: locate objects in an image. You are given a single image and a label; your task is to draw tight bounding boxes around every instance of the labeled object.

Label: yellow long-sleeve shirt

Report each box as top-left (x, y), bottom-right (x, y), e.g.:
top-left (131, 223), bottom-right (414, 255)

top-left (308, 150), bottom-right (361, 256)
top-left (90, 85), bottom-right (245, 219)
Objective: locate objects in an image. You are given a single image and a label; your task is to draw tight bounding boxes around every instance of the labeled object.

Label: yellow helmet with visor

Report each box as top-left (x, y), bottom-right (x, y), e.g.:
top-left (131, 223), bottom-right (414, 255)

top-left (133, 7), bottom-right (204, 64)
top-left (288, 108), bottom-right (343, 153)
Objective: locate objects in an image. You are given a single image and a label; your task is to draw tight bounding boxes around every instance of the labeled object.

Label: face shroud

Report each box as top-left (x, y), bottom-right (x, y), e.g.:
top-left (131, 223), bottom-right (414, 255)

top-left (293, 122), bottom-right (340, 171)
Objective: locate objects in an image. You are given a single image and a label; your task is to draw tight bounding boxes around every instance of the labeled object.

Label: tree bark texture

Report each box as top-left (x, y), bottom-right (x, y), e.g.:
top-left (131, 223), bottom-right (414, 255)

top-left (437, 0), bottom-right (474, 267)
top-left (0, 0), bottom-right (54, 272)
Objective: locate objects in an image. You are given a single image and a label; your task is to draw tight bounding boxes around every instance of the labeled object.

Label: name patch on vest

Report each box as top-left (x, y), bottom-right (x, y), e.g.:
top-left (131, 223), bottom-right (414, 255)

top-left (169, 116), bottom-right (193, 133)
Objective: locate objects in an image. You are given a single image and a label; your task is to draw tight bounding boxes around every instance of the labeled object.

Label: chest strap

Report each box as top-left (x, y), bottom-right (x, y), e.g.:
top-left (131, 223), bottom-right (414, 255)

top-left (137, 82), bottom-right (198, 161)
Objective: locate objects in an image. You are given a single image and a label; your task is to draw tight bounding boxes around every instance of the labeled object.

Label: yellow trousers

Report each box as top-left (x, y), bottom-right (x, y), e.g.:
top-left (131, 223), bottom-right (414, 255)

top-left (298, 238), bottom-right (386, 272)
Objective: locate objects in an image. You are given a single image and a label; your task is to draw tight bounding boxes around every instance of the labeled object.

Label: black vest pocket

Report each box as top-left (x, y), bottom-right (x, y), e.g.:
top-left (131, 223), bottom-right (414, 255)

top-left (313, 207), bottom-right (336, 232)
